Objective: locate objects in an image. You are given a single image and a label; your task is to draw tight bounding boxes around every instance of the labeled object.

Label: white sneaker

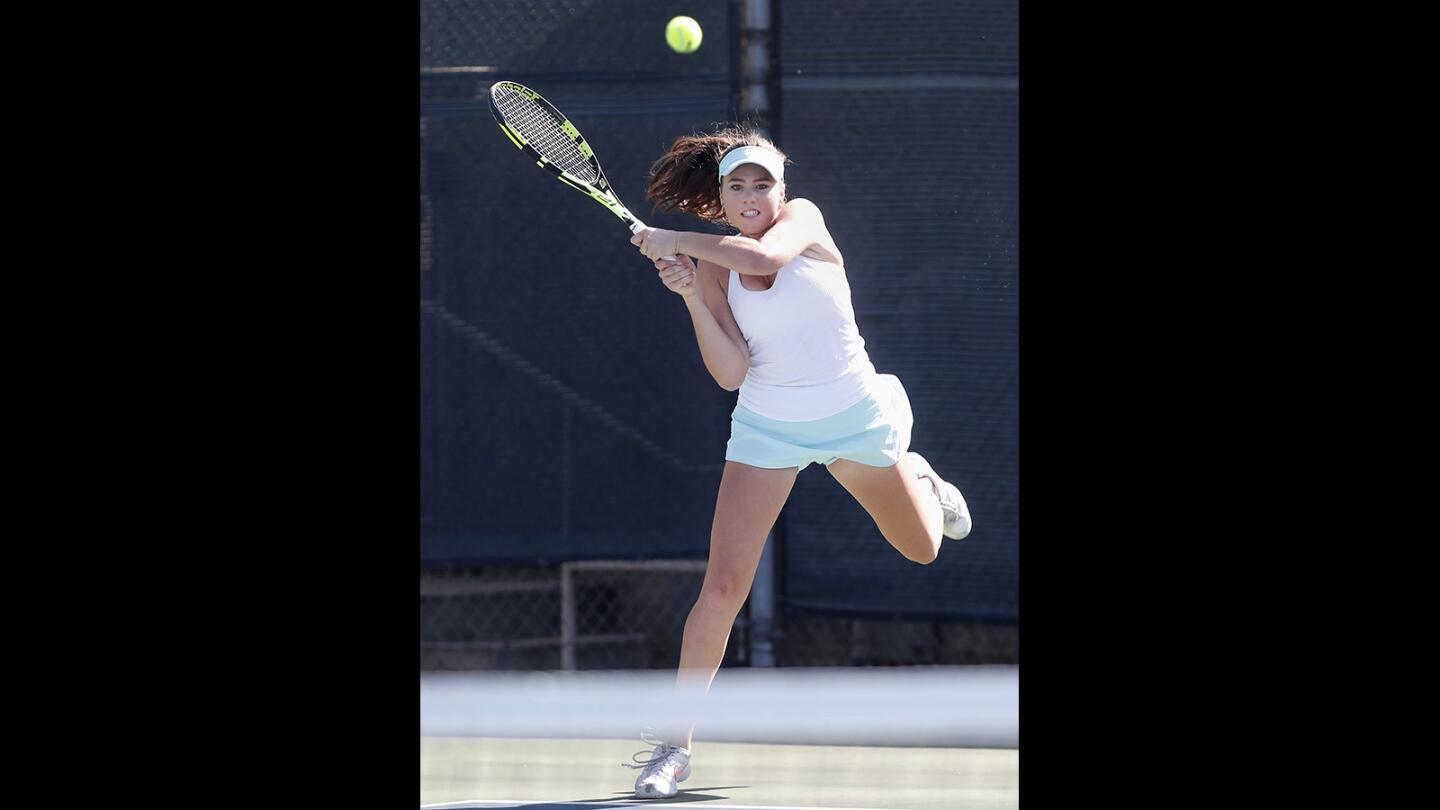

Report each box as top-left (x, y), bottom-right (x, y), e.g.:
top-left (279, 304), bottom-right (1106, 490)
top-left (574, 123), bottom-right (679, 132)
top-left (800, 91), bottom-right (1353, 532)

top-left (907, 452), bottom-right (972, 540)
top-left (623, 734), bottom-right (691, 798)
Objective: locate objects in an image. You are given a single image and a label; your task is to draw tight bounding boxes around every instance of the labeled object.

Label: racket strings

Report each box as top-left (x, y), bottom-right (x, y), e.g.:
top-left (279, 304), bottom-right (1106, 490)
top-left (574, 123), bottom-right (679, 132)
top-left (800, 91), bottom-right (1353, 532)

top-left (492, 89), bottom-right (599, 183)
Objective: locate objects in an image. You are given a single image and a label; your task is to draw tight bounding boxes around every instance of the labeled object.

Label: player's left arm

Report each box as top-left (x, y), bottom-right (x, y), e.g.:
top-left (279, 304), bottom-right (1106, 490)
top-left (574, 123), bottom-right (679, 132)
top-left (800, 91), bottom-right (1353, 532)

top-left (746, 198), bottom-right (829, 271)
top-left (632, 199), bottom-right (831, 276)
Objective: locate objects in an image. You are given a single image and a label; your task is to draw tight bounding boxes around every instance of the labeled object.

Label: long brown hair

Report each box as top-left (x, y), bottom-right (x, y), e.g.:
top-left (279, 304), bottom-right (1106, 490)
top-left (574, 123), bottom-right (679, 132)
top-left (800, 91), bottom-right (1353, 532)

top-left (645, 125), bottom-right (789, 224)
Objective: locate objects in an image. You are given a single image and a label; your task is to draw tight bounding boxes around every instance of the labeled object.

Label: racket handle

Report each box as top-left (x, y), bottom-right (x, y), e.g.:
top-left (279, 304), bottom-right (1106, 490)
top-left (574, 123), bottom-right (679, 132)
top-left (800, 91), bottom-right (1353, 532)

top-left (628, 217), bottom-right (676, 262)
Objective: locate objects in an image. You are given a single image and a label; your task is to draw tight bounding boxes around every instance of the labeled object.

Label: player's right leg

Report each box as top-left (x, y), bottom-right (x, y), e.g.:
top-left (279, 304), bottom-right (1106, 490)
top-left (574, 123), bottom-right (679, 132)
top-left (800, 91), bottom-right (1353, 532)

top-left (630, 460), bottom-right (798, 798)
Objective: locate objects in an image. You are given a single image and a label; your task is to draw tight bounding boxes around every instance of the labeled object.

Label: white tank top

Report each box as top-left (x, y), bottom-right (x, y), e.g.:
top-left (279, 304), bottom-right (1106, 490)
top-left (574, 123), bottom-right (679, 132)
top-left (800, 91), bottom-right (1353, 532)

top-left (727, 253), bottom-right (879, 421)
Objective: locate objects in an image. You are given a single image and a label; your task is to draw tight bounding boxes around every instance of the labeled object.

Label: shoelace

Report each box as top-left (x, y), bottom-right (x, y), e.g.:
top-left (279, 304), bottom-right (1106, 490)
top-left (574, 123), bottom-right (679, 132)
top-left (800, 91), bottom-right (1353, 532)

top-left (919, 471), bottom-right (962, 517)
top-left (622, 730), bottom-right (683, 771)
top-left (937, 483), bottom-right (961, 516)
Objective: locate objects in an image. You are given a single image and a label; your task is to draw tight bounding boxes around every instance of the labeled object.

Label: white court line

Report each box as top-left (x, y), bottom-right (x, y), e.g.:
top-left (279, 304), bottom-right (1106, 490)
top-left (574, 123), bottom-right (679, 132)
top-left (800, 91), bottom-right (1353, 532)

top-left (420, 795), bottom-right (938, 801)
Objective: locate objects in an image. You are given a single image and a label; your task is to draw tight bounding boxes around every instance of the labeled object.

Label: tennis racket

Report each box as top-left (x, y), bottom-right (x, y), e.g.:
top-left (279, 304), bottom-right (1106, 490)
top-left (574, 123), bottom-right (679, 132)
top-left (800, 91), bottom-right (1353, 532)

top-left (488, 81), bottom-right (673, 260)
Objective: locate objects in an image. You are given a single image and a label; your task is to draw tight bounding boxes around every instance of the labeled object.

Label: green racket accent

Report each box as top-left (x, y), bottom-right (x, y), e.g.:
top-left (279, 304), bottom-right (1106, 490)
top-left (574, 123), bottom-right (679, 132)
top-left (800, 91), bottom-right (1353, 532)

top-left (555, 174), bottom-right (634, 222)
top-left (488, 80), bottom-right (648, 233)
top-left (496, 121), bottom-right (524, 150)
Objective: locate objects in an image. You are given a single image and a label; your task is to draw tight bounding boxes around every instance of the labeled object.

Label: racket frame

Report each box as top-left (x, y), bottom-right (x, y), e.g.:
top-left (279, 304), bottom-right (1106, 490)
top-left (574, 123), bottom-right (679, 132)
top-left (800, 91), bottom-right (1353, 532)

top-left (488, 81), bottom-right (650, 234)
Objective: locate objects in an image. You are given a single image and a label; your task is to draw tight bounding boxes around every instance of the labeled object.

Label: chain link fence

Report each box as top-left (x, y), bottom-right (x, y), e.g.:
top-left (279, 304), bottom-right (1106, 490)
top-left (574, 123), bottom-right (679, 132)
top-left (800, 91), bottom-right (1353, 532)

top-left (420, 562), bottom-right (1017, 671)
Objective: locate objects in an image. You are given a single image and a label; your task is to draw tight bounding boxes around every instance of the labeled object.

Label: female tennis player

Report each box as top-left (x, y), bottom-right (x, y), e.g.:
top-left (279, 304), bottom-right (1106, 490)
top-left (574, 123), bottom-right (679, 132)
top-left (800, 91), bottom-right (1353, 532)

top-left (620, 126), bottom-right (972, 798)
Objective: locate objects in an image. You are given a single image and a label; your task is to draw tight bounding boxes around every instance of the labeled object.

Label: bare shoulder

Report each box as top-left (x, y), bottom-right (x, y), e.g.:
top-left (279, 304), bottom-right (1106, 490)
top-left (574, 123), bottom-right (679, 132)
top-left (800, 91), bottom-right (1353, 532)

top-left (782, 197), bottom-right (825, 220)
top-left (783, 198), bottom-right (843, 266)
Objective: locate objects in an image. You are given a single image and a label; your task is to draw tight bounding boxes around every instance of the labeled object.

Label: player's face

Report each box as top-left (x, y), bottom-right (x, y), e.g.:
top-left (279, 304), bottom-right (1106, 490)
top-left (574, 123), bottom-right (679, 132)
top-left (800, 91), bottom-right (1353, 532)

top-left (721, 163), bottom-right (784, 236)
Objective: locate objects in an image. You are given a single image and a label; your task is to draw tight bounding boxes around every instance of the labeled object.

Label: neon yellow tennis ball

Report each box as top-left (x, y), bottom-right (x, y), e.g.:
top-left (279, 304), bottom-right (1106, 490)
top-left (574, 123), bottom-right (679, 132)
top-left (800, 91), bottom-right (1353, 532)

top-left (666, 16), bottom-right (702, 54)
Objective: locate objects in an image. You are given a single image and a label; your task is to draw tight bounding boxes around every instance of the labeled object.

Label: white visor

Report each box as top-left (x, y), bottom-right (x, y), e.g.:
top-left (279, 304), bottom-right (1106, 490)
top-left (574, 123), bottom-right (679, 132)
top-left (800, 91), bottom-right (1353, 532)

top-left (718, 145), bottom-right (785, 184)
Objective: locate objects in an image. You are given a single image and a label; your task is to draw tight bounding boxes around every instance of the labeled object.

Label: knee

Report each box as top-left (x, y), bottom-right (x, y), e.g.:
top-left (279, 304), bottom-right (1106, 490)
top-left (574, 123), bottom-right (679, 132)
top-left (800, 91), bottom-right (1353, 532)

top-left (899, 532), bottom-right (940, 565)
top-left (694, 577), bottom-right (749, 616)
top-left (906, 545), bottom-right (939, 565)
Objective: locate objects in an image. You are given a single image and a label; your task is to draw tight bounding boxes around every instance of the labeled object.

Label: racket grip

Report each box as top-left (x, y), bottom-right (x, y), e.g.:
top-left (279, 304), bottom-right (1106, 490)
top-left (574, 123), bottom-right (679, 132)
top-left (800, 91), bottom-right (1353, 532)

top-left (628, 217), bottom-right (676, 262)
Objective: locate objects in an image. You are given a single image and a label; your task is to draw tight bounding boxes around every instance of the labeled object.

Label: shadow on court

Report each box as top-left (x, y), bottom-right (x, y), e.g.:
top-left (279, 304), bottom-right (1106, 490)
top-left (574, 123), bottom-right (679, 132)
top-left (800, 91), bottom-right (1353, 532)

top-left (425, 787), bottom-right (755, 808)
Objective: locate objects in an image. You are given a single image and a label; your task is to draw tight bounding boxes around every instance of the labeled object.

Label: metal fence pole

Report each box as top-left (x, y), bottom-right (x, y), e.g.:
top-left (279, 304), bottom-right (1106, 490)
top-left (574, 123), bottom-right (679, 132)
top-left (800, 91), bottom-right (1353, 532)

top-left (561, 562), bottom-right (576, 671)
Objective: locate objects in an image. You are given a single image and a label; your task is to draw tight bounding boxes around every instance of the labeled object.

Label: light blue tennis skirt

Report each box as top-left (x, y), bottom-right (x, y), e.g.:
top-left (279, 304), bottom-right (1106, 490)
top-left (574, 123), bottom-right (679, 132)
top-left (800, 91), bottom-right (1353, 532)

top-left (725, 373), bottom-right (914, 471)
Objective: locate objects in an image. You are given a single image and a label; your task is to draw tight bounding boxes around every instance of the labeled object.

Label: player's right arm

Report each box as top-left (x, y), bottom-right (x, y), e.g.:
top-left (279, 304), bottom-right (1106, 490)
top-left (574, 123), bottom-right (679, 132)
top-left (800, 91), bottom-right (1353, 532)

top-left (655, 255), bottom-right (750, 391)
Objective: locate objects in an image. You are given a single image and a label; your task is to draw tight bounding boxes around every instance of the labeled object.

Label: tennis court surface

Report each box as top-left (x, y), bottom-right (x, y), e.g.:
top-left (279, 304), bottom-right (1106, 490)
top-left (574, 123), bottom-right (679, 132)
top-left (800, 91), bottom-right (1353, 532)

top-left (421, 667), bottom-right (1018, 809)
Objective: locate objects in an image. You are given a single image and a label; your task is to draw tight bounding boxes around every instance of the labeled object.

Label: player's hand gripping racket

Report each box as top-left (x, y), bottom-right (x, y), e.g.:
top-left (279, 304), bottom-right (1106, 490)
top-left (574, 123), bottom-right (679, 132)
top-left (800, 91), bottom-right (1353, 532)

top-left (488, 81), bottom-right (675, 261)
